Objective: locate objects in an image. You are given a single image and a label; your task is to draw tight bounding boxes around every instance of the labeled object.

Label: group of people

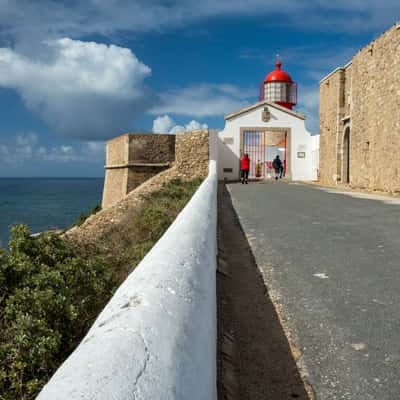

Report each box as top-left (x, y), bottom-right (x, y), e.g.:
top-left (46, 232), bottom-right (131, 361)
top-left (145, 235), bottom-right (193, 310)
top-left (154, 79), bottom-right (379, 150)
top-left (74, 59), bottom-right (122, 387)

top-left (240, 153), bottom-right (283, 184)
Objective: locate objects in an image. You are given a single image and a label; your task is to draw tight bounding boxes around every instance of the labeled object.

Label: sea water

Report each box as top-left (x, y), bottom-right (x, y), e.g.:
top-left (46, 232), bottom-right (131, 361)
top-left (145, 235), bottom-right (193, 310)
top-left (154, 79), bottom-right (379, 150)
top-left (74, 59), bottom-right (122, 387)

top-left (0, 178), bottom-right (104, 248)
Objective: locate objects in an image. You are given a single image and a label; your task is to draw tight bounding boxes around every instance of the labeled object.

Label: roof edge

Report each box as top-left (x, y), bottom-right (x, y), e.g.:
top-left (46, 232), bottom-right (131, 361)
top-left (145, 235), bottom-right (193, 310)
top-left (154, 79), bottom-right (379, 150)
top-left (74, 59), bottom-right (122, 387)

top-left (225, 100), bottom-right (305, 121)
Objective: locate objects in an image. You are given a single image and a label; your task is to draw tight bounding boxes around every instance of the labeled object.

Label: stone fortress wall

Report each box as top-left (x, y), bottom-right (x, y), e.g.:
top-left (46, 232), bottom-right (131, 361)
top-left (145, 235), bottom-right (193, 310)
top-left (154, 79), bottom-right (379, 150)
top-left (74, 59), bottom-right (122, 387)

top-left (102, 130), bottom-right (211, 208)
top-left (319, 23), bottom-right (400, 193)
top-left (102, 134), bottom-right (175, 208)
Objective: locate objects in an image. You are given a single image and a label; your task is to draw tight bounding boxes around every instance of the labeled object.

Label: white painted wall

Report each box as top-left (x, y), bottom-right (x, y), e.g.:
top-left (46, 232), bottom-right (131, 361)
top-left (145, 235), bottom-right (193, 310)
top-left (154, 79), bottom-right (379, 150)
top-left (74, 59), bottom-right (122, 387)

top-left (311, 134), bottom-right (320, 181)
top-left (209, 129), bottom-right (219, 163)
top-left (218, 104), bottom-right (314, 181)
top-left (37, 162), bottom-right (218, 400)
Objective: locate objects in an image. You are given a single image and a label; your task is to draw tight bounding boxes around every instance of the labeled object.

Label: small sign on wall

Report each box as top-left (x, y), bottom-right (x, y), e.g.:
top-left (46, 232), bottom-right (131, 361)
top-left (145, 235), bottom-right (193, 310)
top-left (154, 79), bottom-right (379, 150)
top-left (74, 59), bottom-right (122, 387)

top-left (223, 168), bottom-right (233, 173)
top-left (223, 137), bottom-right (234, 145)
top-left (297, 152), bottom-right (306, 158)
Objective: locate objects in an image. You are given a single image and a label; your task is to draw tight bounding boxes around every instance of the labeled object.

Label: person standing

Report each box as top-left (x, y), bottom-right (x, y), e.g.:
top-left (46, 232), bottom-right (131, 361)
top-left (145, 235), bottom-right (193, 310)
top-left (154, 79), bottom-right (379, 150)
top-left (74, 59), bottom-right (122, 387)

top-left (272, 155), bottom-right (282, 181)
top-left (279, 162), bottom-right (285, 179)
top-left (240, 153), bottom-right (250, 184)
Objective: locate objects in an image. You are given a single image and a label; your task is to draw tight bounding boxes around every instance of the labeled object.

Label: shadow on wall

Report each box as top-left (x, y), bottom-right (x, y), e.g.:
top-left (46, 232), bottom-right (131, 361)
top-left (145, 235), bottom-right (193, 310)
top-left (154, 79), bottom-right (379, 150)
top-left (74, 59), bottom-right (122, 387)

top-left (218, 137), bottom-right (241, 181)
top-left (217, 184), bottom-right (313, 399)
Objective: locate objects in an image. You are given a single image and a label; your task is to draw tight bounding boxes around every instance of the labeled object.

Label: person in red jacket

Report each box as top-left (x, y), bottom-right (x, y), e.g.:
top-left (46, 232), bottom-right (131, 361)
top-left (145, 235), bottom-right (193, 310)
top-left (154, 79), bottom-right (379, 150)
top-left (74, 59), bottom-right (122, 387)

top-left (240, 153), bottom-right (250, 184)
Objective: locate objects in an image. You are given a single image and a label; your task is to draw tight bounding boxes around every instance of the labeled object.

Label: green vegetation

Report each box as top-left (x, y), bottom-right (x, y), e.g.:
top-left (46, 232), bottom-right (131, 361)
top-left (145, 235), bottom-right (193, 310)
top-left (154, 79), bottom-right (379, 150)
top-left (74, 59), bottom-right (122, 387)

top-left (129, 177), bottom-right (203, 267)
top-left (0, 225), bottom-right (116, 400)
top-left (0, 177), bottom-right (202, 399)
top-left (75, 203), bottom-right (102, 226)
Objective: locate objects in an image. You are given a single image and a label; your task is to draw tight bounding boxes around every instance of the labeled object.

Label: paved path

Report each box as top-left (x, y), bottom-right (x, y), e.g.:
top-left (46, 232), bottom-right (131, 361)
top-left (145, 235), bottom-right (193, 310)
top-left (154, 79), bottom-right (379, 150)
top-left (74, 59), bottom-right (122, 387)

top-left (228, 181), bottom-right (400, 400)
top-left (217, 185), bottom-right (310, 399)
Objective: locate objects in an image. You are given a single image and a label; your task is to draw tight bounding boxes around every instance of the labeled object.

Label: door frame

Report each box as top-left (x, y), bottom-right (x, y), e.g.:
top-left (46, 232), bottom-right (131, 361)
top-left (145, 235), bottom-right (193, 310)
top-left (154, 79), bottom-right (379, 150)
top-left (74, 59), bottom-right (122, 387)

top-left (342, 126), bottom-right (351, 184)
top-left (239, 127), bottom-right (292, 180)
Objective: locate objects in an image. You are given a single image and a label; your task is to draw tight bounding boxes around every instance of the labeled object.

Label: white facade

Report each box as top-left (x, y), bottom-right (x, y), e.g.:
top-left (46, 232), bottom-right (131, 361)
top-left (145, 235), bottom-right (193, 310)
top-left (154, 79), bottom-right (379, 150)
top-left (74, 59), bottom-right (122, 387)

top-left (217, 100), bottom-right (319, 181)
top-left (311, 134), bottom-right (320, 181)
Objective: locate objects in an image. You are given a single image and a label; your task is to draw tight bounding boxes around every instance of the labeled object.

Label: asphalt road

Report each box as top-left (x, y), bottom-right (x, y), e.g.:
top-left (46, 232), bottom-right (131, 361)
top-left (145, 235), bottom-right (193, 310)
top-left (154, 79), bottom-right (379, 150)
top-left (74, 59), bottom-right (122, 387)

top-left (227, 181), bottom-right (400, 400)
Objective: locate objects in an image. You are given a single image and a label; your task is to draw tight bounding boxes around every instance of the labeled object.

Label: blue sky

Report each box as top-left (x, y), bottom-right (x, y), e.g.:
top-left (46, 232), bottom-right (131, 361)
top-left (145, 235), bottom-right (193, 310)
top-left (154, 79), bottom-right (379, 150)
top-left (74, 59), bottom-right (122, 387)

top-left (0, 1), bottom-right (398, 177)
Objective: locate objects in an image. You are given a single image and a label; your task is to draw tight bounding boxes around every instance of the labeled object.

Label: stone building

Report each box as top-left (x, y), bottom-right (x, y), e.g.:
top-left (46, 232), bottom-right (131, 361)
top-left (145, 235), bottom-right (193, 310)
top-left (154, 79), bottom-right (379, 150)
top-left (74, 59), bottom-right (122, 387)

top-left (319, 23), bottom-right (400, 193)
top-left (102, 133), bottom-right (175, 208)
top-left (102, 130), bottom-right (211, 208)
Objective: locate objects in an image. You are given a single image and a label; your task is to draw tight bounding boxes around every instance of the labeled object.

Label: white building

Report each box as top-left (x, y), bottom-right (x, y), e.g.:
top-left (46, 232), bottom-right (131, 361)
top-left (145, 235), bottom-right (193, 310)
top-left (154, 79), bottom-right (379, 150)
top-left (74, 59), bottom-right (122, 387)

top-left (217, 61), bottom-right (319, 181)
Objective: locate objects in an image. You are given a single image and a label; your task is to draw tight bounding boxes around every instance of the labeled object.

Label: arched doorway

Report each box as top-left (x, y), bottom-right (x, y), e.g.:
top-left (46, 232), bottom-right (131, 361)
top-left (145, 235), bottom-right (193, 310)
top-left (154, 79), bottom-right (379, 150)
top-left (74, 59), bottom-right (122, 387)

top-left (342, 127), bottom-right (350, 183)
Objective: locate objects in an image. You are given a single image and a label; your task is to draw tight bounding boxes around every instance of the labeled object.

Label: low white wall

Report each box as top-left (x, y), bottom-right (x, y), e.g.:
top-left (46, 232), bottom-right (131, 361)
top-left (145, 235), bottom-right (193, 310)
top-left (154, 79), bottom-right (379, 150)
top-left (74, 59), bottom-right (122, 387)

top-left (37, 161), bottom-right (218, 400)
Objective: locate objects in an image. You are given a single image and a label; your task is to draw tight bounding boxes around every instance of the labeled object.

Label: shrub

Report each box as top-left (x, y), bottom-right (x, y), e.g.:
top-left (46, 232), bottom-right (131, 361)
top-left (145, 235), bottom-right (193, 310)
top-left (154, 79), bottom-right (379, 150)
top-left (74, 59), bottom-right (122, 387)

top-left (0, 225), bottom-right (116, 400)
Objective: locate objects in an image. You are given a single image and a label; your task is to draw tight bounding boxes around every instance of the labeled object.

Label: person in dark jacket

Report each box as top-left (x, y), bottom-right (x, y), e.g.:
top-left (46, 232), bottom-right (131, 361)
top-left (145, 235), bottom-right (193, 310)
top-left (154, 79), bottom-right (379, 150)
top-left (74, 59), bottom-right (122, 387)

top-left (272, 155), bottom-right (282, 181)
top-left (240, 153), bottom-right (250, 184)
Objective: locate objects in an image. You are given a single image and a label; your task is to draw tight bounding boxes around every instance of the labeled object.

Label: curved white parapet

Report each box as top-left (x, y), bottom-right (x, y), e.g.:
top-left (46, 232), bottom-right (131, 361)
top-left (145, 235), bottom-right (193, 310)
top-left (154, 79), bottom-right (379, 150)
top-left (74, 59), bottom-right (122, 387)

top-left (37, 161), bottom-right (218, 400)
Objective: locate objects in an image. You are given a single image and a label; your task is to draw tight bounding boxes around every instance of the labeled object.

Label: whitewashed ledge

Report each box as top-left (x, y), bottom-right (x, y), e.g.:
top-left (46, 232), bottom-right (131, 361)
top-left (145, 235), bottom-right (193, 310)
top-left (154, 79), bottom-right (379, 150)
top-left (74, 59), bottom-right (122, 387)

top-left (37, 161), bottom-right (218, 400)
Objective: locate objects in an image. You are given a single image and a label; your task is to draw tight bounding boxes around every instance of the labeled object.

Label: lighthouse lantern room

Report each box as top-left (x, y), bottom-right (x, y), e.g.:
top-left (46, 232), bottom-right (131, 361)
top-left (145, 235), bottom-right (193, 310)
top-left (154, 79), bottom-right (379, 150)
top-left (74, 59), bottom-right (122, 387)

top-left (259, 60), bottom-right (297, 110)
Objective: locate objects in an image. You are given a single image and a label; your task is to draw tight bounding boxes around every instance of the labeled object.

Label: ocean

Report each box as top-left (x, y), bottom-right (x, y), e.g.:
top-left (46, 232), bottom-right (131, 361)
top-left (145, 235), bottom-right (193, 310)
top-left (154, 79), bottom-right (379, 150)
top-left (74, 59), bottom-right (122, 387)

top-left (0, 178), bottom-right (104, 248)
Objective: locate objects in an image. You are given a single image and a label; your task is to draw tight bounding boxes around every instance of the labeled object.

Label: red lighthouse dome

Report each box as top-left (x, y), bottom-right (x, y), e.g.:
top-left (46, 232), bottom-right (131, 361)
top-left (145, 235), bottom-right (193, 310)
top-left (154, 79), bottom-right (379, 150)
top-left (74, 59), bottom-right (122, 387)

top-left (259, 60), bottom-right (297, 110)
top-left (264, 61), bottom-right (293, 83)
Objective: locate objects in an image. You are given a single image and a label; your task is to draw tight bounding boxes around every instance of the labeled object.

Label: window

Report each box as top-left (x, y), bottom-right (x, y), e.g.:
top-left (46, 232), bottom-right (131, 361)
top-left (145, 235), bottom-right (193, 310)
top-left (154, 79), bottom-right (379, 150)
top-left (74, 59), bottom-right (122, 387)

top-left (264, 82), bottom-right (288, 102)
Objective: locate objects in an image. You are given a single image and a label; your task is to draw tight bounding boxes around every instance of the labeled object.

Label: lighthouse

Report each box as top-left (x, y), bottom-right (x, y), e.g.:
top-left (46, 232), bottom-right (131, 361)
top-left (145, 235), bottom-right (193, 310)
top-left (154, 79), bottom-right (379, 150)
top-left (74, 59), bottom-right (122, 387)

top-left (259, 60), bottom-right (297, 110)
top-left (218, 57), bottom-right (319, 183)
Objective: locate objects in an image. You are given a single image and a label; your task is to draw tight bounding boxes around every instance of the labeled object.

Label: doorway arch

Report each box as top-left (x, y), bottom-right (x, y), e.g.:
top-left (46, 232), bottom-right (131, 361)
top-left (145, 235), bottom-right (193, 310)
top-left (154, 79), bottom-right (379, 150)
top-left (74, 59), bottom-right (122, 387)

top-left (342, 127), bottom-right (350, 183)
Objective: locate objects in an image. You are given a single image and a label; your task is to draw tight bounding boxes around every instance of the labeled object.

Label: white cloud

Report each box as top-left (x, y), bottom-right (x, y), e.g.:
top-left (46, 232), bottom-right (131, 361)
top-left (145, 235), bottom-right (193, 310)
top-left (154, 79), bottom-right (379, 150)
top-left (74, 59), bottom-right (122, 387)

top-left (0, 38), bottom-right (152, 139)
top-left (151, 84), bottom-right (253, 118)
top-left (0, 0), bottom-right (398, 42)
top-left (152, 115), bottom-right (208, 134)
top-left (152, 115), bottom-right (175, 134)
top-left (0, 133), bottom-right (105, 165)
top-left (15, 132), bottom-right (38, 147)
top-left (296, 85), bottom-right (320, 134)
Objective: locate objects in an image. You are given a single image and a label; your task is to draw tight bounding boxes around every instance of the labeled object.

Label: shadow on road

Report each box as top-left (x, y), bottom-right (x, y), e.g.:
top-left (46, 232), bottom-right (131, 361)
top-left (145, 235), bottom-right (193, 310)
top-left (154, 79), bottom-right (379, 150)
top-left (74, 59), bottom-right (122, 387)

top-left (217, 183), bottom-right (312, 400)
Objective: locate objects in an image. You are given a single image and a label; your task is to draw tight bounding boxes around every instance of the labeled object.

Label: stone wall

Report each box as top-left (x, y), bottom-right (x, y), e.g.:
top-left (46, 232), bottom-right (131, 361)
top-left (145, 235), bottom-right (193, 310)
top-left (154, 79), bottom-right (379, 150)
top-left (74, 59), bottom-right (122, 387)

top-left (319, 23), bottom-right (400, 193)
top-left (102, 130), bottom-right (210, 208)
top-left (319, 69), bottom-right (343, 184)
top-left (102, 133), bottom-right (175, 208)
top-left (175, 130), bottom-right (210, 179)
top-left (127, 134), bottom-right (176, 163)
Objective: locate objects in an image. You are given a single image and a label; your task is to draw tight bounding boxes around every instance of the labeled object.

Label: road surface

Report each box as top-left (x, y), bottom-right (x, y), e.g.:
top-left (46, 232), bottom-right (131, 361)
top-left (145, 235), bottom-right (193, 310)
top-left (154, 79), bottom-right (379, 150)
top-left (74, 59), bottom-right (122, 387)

top-left (227, 181), bottom-right (400, 399)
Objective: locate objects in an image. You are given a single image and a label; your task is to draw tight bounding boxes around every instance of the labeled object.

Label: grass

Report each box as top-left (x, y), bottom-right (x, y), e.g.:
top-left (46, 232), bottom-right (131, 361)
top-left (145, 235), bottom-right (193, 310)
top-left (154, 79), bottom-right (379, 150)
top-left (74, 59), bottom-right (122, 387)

top-left (127, 177), bottom-right (203, 272)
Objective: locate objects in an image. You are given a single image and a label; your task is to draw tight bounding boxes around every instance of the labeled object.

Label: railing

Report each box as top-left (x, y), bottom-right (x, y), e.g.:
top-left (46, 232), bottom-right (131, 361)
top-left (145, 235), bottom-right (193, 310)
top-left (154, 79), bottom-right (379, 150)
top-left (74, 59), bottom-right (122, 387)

top-left (37, 161), bottom-right (218, 400)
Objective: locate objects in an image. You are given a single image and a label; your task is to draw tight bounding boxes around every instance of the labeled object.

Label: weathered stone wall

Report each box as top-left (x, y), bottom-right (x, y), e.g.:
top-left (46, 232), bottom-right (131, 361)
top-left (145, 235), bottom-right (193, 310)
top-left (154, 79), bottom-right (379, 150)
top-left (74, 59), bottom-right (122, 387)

top-left (102, 133), bottom-right (175, 208)
top-left (343, 64), bottom-right (352, 118)
top-left (128, 134), bottom-right (176, 163)
top-left (102, 135), bottom-right (129, 209)
top-left (350, 25), bottom-right (400, 192)
top-left (175, 130), bottom-right (210, 179)
top-left (102, 130), bottom-right (210, 208)
top-left (319, 23), bottom-right (400, 193)
top-left (319, 69), bottom-right (343, 184)
top-left (126, 165), bottom-right (170, 193)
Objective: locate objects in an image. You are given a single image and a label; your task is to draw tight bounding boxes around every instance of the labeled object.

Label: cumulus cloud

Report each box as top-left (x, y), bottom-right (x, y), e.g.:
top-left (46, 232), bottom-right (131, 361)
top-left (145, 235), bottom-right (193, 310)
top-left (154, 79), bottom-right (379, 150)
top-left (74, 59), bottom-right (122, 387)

top-left (0, 132), bottom-right (105, 165)
top-left (152, 115), bottom-right (175, 134)
top-left (151, 84), bottom-right (254, 118)
top-left (0, 38), bottom-right (152, 139)
top-left (152, 115), bottom-right (208, 134)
